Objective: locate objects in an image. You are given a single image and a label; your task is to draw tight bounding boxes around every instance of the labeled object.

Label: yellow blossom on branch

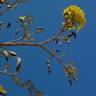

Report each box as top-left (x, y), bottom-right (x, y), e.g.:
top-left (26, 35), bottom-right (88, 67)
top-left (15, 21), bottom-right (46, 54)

top-left (63, 5), bottom-right (86, 31)
top-left (0, 85), bottom-right (7, 95)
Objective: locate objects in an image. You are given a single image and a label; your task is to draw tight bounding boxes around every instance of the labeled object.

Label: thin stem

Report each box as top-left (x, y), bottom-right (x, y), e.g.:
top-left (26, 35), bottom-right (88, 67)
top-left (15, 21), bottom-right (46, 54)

top-left (0, 71), bottom-right (18, 76)
top-left (5, 32), bottom-right (36, 44)
top-left (0, 42), bottom-right (39, 47)
top-left (0, 42), bottom-right (66, 69)
top-left (40, 31), bottom-right (63, 45)
top-left (0, 8), bottom-right (9, 16)
top-left (5, 36), bottom-right (23, 43)
top-left (39, 45), bottom-right (66, 69)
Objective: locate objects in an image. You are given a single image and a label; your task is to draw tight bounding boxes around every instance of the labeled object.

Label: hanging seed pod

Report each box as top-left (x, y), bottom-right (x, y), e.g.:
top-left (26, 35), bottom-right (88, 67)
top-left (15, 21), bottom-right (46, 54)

top-left (16, 57), bottom-right (22, 65)
top-left (2, 50), bottom-right (9, 61)
top-left (8, 51), bottom-right (17, 56)
top-left (36, 27), bottom-right (44, 33)
top-left (59, 41), bottom-right (62, 47)
top-left (46, 59), bottom-right (50, 64)
top-left (48, 63), bottom-right (51, 74)
top-left (46, 60), bottom-right (51, 73)
top-left (16, 63), bottom-right (22, 72)
top-left (46, 55), bottom-right (52, 74)
top-left (16, 57), bottom-right (22, 72)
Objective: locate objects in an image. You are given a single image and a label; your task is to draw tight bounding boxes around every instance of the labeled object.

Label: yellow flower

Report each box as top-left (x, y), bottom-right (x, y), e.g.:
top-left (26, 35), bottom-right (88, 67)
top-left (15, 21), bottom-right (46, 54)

top-left (63, 5), bottom-right (86, 31)
top-left (19, 16), bottom-right (26, 22)
top-left (0, 85), bottom-right (7, 95)
top-left (65, 64), bottom-right (78, 75)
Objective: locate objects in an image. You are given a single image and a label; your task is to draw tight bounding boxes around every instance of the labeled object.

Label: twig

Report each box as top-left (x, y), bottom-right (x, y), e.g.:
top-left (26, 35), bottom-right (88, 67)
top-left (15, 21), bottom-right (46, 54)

top-left (0, 71), bottom-right (18, 76)
top-left (40, 31), bottom-right (63, 45)
top-left (39, 45), bottom-right (66, 69)
top-left (0, 42), bottom-right (66, 70)
top-left (5, 36), bottom-right (23, 43)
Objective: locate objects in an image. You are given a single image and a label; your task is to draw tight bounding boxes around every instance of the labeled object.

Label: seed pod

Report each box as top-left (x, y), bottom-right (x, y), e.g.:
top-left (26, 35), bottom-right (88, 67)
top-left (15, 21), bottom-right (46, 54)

top-left (46, 60), bottom-right (50, 64)
top-left (16, 57), bottom-right (22, 72)
top-left (36, 27), bottom-right (44, 33)
top-left (8, 51), bottom-right (17, 56)
top-left (2, 50), bottom-right (9, 61)
top-left (59, 41), bottom-right (62, 47)
top-left (48, 64), bottom-right (51, 74)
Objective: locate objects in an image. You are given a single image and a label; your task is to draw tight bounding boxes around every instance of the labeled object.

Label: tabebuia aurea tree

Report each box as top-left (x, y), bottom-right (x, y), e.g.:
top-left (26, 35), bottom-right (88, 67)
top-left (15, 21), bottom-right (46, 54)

top-left (0, 0), bottom-right (86, 96)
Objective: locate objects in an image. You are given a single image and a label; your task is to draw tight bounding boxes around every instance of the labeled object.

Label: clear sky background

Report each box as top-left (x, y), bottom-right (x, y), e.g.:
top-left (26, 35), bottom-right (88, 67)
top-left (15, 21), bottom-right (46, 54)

top-left (0, 0), bottom-right (96, 96)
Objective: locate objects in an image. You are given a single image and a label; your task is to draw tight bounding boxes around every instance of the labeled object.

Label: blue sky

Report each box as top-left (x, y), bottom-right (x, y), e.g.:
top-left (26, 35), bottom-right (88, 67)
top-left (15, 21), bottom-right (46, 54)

top-left (0, 0), bottom-right (96, 96)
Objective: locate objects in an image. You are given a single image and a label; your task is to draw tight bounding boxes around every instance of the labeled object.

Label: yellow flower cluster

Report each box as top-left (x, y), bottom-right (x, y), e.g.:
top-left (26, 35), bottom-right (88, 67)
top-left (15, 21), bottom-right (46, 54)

top-left (63, 5), bottom-right (86, 31)
top-left (0, 85), bottom-right (7, 95)
top-left (65, 64), bottom-right (78, 75)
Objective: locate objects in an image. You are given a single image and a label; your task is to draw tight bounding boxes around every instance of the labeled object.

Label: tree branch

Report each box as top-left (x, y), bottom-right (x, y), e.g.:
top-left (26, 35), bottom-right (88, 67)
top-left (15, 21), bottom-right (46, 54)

top-left (0, 42), bottom-right (66, 70)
